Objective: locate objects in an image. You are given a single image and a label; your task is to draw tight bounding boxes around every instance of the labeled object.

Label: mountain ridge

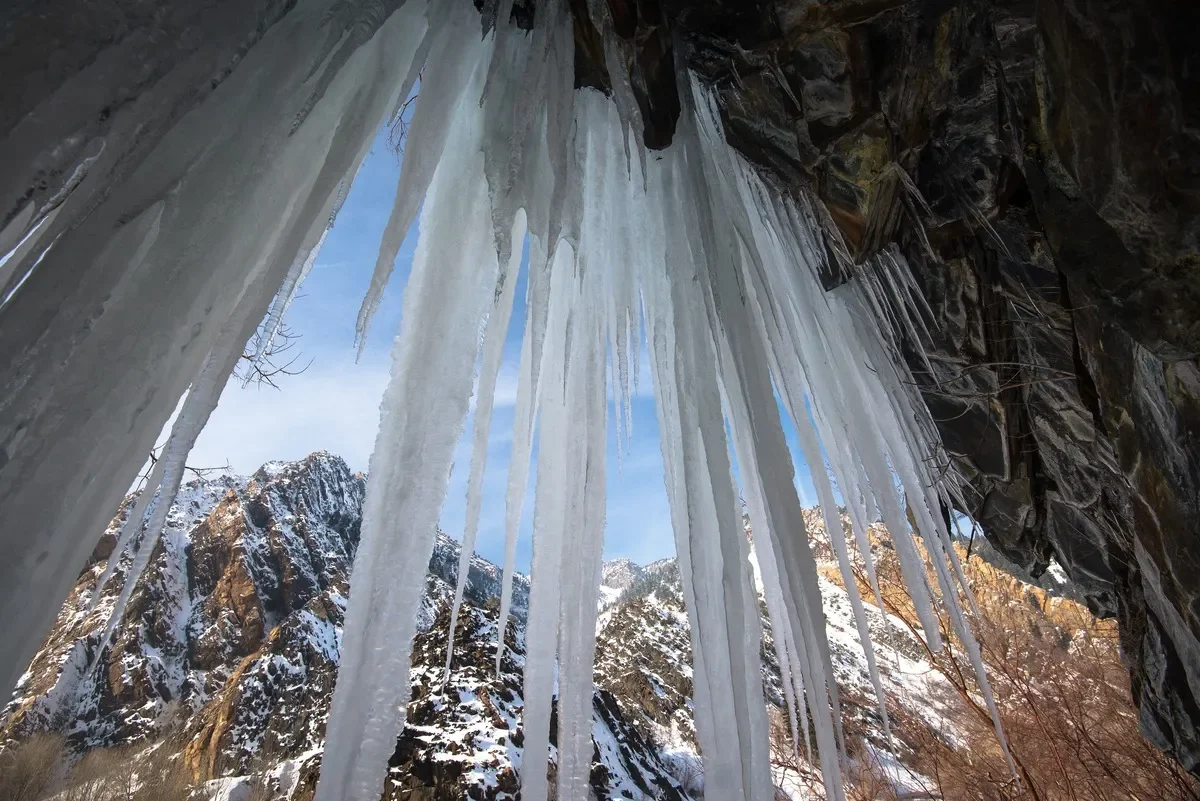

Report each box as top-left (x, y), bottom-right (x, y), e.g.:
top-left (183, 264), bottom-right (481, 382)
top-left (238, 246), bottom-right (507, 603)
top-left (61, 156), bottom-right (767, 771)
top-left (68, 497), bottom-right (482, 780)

top-left (7, 450), bottom-right (1173, 800)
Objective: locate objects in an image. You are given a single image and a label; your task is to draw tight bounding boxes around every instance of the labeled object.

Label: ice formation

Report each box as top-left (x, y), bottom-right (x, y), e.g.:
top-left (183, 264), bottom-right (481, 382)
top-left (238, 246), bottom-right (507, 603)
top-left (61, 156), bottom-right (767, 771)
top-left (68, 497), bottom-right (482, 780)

top-left (0, 0), bottom-right (1015, 799)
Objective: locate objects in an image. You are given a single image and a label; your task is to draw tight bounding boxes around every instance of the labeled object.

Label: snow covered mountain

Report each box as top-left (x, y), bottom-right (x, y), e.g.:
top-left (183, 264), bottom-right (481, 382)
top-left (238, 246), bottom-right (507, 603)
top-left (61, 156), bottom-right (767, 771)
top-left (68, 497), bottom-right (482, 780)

top-left (599, 558), bottom-right (644, 609)
top-left (3, 451), bottom-right (1018, 799)
top-left (1, 454), bottom-right (702, 799)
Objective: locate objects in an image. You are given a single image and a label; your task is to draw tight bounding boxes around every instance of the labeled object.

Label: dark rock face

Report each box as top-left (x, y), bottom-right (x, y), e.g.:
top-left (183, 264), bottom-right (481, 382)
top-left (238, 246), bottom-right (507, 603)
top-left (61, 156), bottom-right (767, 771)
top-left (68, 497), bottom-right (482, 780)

top-left (587, 0), bottom-right (1200, 772)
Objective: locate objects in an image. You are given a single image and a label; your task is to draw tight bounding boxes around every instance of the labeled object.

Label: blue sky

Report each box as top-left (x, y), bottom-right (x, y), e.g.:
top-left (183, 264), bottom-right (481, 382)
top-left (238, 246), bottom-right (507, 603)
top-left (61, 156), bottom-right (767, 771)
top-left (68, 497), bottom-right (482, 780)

top-left (190, 126), bottom-right (819, 570)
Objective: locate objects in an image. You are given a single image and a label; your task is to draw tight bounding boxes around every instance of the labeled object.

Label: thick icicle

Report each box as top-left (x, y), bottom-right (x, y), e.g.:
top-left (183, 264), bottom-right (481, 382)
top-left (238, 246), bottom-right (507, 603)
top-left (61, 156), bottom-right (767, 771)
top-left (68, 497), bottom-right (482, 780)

top-left (94, 91), bottom-right (387, 645)
top-left (314, 33), bottom-right (499, 801)
top-left (444, 209), bottom-right (526, 680)
top-left (495, 236), bottom-right (553, 674)
top-left (0, 0), bottom-right (429, 696)
top-left (553, 253), bottom-right (609, 801)
top-left (645, 140), bottom-right (774, 801)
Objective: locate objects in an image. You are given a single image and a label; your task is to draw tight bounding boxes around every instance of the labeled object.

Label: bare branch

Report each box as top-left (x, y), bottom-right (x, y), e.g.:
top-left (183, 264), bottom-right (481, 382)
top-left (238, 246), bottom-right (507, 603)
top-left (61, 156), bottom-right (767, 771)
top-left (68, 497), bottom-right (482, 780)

top-left (388, 80), bottom-right (422, 155)
top-left (236, 322), bottom-right (313, 390)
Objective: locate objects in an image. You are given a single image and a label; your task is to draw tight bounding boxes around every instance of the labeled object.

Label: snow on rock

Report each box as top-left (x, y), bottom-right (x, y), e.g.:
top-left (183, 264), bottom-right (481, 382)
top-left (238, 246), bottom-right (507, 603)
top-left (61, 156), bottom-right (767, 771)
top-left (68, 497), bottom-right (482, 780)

top-left (1, 453), bottom-right (528, 761)
top-left (4, 448), bottom-right (963, 801)
top-left (599, 558), bottom-right (645, 611)
top-left (601, 559), bottom-right (645, 593)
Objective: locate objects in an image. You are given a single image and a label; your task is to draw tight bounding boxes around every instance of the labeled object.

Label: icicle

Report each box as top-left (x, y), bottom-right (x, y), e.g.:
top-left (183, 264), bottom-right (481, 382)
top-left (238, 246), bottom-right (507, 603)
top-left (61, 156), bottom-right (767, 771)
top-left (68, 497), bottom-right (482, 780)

top-left (518, 234), bottom-right (578, 801)
top-left (789, 396), bottom-right (893, 739)
top-left (92, 317), bottom-right (249, 655)
top-left (644, 139), bottom-right (775, 801)
top-left (91, 42), bottom-right (406, 650)
top-left (314, 32), bottom-right (500, 801)
top-left (730, 210), bottom-right (892, 739)
top-left (479, 17), bottom-right (543, 266)
top-left (5, 6), bottom-right (1026, 794)
top-left (0, 0), bottom-right (430, 696)
top-left (687, 76), bottom-right (855, 799)
top-left (91, 458), bottom-right (166, 611)
top-left (782, 615), bottom-right (815, 761)
top-left (480, 0), bottom-right (524, 107)
top-left (354, 0), bottom-right (486, 354)
top-left (444, 210), bottom-right (526, 681)
top-left (710, 247), bottom-right (850, 801)
top-left (554, 200), bottom-right (609, 801)
top-left (772, 613), bottom-right (803, 762)
top-left (583, 0), bottom-right (647, 175)
top-left (495, 237), bottom-right (555, 675)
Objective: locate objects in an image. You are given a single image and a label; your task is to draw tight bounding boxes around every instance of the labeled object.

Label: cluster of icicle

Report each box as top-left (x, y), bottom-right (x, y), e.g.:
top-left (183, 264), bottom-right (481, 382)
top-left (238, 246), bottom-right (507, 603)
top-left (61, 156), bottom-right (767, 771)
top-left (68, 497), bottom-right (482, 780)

top-left (94, 0), bottom-right (1015, 799)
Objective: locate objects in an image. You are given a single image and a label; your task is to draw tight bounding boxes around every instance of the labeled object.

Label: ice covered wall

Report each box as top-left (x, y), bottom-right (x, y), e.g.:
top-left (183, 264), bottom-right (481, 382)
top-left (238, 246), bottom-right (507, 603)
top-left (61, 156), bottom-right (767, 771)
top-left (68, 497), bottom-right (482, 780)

top-left (0, 0), bottom-right (429, 696)
top-left (1, 1), bottom-right (1013, 799)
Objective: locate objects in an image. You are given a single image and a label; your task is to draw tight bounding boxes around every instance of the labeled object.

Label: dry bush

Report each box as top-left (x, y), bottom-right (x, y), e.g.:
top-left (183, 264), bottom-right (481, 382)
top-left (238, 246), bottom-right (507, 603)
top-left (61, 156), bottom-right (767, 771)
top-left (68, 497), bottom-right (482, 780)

top-left (0, 733), bottom-right (68, 801)
top-left (666, 752), bottom-right (705, 798)
top-left (50, 740), bottom-right (196, 801)
top-left (131, 743), bottom-right (194, 801)
top-left (767, 706), bottom-right (822, 798)
top-left (62, 747), bottom-right (128, 801)
top-left (853, 535), bottom-right (1200, 801)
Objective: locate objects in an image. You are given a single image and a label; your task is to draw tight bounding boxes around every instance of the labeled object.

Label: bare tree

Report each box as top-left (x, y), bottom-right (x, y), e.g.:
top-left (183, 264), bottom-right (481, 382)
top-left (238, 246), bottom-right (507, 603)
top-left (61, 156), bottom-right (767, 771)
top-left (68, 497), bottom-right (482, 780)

top-left (844, 529), bottom-right (1200, 801)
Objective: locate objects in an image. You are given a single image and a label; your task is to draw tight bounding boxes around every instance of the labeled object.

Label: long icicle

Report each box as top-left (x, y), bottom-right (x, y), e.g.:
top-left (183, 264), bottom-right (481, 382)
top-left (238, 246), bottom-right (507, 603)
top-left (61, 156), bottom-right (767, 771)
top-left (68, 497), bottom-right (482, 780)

top-left (518, 238), bottom-right (577, 801)
top-left (495, 235), bottom-right (552, 675)
top-left (314, 31), bottom-right (499, 800)
top-left (443, 209), bottom-right (526, 681)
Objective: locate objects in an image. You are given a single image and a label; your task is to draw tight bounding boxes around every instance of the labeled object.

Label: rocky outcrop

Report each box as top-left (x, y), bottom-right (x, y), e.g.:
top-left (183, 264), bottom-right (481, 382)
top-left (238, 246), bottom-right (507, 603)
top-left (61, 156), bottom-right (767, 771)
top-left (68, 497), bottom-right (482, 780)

top-left (13, 452), bottom-right (1179, 797)
top-left (557, 0), bottom-right (1200, 771)
top-left (599, 558), bottom-right (645, 592)
top-left (2, 453), bottom-right (365, 750)
top-left (2, 453), bottom-right (685, 800)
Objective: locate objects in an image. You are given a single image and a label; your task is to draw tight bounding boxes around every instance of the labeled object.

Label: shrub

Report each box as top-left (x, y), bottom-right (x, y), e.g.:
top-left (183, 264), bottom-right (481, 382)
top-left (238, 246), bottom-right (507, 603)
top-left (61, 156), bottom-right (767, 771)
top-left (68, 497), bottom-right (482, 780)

top-left (0, 733), bottom-right (68, 801)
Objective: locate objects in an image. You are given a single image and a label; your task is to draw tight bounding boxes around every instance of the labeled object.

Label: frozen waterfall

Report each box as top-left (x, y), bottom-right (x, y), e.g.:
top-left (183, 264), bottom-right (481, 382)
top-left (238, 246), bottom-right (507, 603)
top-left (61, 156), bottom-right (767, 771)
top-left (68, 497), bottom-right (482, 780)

top-left (0, 0), bottom-right (1013, 799)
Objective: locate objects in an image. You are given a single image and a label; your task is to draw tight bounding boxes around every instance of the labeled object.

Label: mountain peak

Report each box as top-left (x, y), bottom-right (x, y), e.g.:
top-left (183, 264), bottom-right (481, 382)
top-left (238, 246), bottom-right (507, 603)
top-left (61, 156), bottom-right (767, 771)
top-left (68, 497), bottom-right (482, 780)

top-left (601, 557), bottom-right (644, 592)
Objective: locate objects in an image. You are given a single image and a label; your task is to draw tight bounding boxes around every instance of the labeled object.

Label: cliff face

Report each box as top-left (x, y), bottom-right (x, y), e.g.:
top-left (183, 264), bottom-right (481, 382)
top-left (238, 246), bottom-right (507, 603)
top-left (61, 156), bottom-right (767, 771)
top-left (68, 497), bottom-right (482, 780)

top-left (2, 453), bottom-right (366, 753)
top-left (590, 0), bottom-right (1200, 771)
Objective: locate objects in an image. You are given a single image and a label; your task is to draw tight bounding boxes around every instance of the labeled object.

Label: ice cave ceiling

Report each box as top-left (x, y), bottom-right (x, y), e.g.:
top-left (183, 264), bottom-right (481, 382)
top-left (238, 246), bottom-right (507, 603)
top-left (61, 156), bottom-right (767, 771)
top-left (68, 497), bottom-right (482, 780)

top-left (1, 0), bottom-right (1199, 792)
